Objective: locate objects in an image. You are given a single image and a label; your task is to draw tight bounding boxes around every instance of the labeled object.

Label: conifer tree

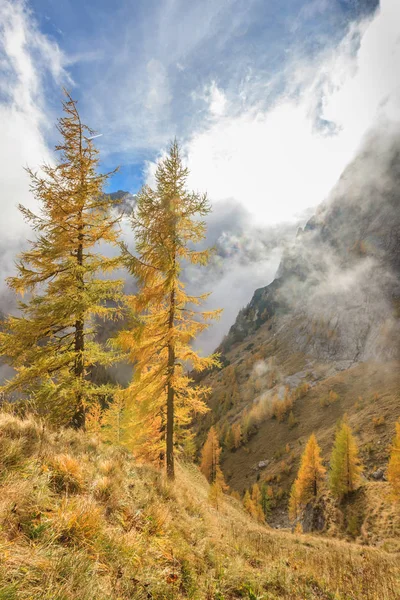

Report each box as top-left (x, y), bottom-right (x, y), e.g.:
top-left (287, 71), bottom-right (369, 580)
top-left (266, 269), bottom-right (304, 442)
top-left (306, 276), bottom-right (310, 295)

top-left (260, 482), bottom-right (271, 521)
top-left (251, 483), bottom-right (265, 522)
top-left (388, 419), bottom-right (400, 500)
top-left (290, 434), bottom-right (326, 513)
top-left (243, 485), bottom-right (264, 522)
top-left (101, 395), bottom-right (127, 445)
top-left (116, 140), bottom-right (221, 478)
top-left (232, 422), bottom-right (242, 449)
top-left (224, 426), bottom-right (235, 451)
top-left (243, 489), bottom-right (256, 517)
top-left (329, 419), bottom-right (362, 500)
top-left (0, 92), bottom-right (123, 427)
top-left (200, 426), bottom-right (224, 485)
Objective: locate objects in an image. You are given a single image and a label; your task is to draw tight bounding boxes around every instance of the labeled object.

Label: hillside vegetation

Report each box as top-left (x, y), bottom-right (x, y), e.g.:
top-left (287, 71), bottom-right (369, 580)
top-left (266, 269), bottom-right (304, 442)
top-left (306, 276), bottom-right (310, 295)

top-left (0, 412), bottom-right (399, 600)
top-left (198, 319), bottom-right (400, 535)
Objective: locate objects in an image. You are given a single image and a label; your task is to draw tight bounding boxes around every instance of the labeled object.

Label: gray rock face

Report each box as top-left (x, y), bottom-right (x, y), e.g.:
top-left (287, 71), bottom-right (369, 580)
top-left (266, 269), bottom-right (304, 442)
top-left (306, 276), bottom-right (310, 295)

top-left (221, 129), bottom-right (400, 363)
top-left (300, 501), bottom-right (326, 533)
top-left (258, 460), bottom-right (269, 469)
top-left (371, 468), bottom-right (386, 481)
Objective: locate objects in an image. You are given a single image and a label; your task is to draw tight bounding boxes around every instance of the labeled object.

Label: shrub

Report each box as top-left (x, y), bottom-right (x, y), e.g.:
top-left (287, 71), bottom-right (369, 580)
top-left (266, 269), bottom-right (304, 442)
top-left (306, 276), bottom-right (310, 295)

top-left (271, 395), bottom-right (293, 422)
top-left (49, 454), bottom-right (84, 494)
top-left (288, 411), bottom-right (298, 429)
top-left (92, 476), bottom-right (115, 503)
top-left (320, 390), bottom-right (339, 408)
top-left (372, 416), bottom-right (385, 428)
top-left (50, 498), bottom-right (102, 545)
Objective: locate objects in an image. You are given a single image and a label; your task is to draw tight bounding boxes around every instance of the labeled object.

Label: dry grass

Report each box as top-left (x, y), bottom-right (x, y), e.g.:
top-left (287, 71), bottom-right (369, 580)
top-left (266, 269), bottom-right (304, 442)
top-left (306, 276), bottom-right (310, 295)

top-left (0, 413), bottom-right (398, 600)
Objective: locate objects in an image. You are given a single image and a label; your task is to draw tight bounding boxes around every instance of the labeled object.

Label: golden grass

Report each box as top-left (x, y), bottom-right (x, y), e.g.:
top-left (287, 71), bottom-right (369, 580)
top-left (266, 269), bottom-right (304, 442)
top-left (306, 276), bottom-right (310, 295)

top-left (0, 413), bottom-right (398, 599)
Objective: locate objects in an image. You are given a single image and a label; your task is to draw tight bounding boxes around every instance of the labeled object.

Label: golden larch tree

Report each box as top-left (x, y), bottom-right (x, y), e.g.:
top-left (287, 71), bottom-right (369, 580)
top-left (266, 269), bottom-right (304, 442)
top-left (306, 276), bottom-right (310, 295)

top-left (329, 418), bottom-right (363, 500)
top-left (200, 426), bottom-right (224, 484)
top-left (116, 140), bottom-right (221, 478)
top-left (290, 433), bottom-right (326, 515)
top-left (388, 419), bottom-right (400, 500)
top-left (0, 92), bottom-right (123, 427)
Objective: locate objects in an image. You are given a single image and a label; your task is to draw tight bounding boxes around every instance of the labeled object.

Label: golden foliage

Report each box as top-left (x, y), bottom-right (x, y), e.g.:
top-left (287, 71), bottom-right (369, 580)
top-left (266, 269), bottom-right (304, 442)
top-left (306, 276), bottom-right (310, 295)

top-left (289, 434), bottom-right (326, 518)
top-left (388, 420), bottom-right (400, 500)
top-left (115, 141), bottom-right (221, 477)
top-left (0, 92), bottom-right (123, 426)
top-left (200, 426), bottom-right (223, 484)
top-left (329, 419), bottom-right (363, 500)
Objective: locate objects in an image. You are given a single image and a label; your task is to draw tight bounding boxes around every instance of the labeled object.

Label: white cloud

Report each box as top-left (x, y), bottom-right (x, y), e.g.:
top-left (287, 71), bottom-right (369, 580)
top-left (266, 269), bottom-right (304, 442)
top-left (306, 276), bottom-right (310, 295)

top-left (0, 0), bottom-right (68, 250)
top-left (182, 0), bottom-right (400, 225)
top-left (208, 82), bottom-right (227, 117)
top-left (145, 58), bottom-right (171, 112)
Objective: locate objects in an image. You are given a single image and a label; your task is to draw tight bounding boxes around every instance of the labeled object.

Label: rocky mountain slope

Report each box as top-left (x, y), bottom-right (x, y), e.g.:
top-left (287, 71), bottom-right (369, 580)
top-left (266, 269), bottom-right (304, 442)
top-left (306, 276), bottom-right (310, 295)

top-left (198, 127), bottom-right (400, 533)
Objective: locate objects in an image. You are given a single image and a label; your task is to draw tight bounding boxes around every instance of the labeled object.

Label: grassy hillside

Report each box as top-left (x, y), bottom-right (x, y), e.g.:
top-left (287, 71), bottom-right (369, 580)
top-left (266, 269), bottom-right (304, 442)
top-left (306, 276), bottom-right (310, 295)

top-left (0, 412), bottom-right (399, 600)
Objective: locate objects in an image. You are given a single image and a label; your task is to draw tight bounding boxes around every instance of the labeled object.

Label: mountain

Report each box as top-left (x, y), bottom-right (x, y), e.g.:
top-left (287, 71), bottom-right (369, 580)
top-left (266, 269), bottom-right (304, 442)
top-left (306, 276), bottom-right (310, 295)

top-left (197, 127), bottom-right (400, 538)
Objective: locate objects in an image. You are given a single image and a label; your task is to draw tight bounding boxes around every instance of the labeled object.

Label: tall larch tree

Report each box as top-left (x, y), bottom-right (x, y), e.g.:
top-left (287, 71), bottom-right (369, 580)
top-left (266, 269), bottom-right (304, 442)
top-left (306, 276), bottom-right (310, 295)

top-left (116, 140), bottom-right (221, 479)
top-left (388, 419), bottom-right (400, 500)
top-left (0, 92), bottom-right (123, 427)
top-left (200, 426), bottom-right (224, 485)
top-left (289, 433), bottom-right (326, 516)
top-left (329, 418), bottom-right (363, 500)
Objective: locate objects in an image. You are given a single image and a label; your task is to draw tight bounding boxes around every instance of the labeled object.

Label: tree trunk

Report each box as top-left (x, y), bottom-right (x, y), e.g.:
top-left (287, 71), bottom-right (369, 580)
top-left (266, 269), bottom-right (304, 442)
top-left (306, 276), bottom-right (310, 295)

top-left (166, 285), bottom-right (175, 479)
top-left (72, 229), bottom-right (85, 429)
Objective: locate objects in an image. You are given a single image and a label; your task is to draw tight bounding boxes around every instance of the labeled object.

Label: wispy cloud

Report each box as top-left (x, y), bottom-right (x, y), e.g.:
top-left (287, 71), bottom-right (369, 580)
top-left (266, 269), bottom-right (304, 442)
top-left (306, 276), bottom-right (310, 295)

top-left (0, 0), bottom-right (68, 288)
top-left (183, 0), bottom-right (400, 224)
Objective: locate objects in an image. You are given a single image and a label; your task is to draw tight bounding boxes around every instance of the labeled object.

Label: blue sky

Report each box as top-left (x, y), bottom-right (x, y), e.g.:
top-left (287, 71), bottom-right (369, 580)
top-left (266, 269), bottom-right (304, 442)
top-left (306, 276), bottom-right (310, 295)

top-left (25, 0), bottom-right (378, 194)
top-left (1, 0), bottom-right (399, 348)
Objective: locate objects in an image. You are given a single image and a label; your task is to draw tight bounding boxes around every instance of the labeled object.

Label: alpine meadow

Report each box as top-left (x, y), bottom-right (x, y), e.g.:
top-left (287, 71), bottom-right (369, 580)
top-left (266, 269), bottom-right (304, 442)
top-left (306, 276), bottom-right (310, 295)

top-left (0, 1), bottom-right (399, 599)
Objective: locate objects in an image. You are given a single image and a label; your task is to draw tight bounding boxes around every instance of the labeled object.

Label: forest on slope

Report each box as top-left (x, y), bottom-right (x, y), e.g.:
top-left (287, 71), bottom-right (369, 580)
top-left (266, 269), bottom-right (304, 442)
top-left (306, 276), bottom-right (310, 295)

top-left (196, 127), bottom-right (400, 538)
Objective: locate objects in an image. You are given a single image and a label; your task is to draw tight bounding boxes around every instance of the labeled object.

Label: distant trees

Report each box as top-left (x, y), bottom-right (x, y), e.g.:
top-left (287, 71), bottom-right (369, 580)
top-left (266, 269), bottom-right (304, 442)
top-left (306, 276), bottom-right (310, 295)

top-left (289, 434), bottom-right (325, 520)
top-left (0, 92), bottom-right (123, 427)
top-left (243, 483), bottom-right (265, 522)
top-left (260, 482), bottom-right (271, 521)
top-left (329, 419), bottom-right (362, 500)
top-left (200, 426), bottom-right (227, 509)
top-left (115, 141), bottom-right (221, 479)
top-left (388, 419), bottom-right (400, 500)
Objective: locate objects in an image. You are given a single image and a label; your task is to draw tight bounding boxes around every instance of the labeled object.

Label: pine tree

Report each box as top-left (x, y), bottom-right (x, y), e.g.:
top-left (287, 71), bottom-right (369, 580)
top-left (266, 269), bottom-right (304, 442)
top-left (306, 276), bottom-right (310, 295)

top-left (243, 489), bottom-right (256, 517)
top-left (232, 422), bottom-right (242, 449)
top-left (101, 395), bottom-right (127, 445)
top-left (243, 486), bottom-right (264, 522)
top-left (0, 92), bottom-right (123, 427)
top-left (251, 483), bottom-right (265, 522)
top-left (260, 482), bottom-right (271, 521)
top-left (200, 426), bottom-right (224, 485)
top-left (224, 426), bottom-right (235, 450)
top-left (329, 419), bottom-right (363, 500)
top-left (290, 434), bottom-right (326, 512)
top-left (116, 140), bottom-right (221, 478)
top-left (388, 420), bottom-right (400, 500)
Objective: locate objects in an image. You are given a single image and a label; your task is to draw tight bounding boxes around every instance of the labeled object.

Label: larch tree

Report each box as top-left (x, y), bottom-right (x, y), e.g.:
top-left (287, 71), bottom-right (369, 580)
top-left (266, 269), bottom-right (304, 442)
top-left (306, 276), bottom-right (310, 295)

top-left (290, 434), bottom-right (326, 514)
top-left (116, 140), bottom-right (221, 479)
top-left (200, 426), bottom-right (224, 485)
top-left (329, 418), bottom-right (363, 500)
top-left (260, 483), bottom-right (271, 521)
top-left (388, 419), bottom-right (400, 500)
top-left (0, 92), bottom-right (123, 427)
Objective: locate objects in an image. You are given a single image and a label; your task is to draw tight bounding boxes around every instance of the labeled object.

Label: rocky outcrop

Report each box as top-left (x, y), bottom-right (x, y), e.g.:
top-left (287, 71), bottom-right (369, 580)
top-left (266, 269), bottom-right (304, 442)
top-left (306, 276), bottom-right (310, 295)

top-left (220, 130), bottom-right (400, 362)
